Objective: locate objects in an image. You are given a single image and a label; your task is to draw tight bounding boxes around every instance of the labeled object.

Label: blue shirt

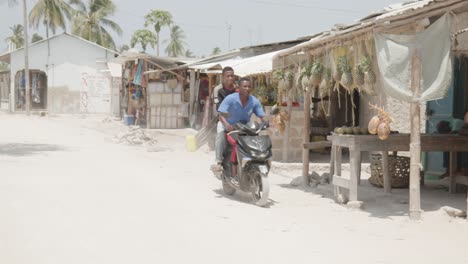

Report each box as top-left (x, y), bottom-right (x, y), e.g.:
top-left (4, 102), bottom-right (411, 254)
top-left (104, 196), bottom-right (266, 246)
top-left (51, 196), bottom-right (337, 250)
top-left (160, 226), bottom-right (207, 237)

top-left (218, 93), bottom-right (265, 127)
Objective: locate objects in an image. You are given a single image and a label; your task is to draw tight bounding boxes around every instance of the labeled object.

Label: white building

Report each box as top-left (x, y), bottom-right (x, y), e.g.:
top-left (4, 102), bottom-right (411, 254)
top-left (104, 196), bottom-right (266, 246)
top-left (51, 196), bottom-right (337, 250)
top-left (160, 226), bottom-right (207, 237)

top-left (0, 33), bottom-right (120, 115)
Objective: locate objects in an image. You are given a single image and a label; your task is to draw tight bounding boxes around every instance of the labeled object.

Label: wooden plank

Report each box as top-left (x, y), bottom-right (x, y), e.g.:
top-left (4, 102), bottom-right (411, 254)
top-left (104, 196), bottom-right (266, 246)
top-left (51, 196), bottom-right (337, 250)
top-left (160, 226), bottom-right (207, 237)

top-left (382, 151), bottom-right (391, 193)
top-left (303, 141), bottom-right (332, 149)
top-left (332, 175), bottom-right (350, 189)
top-left (455, 175), bottom-right (468, 186)
top-left (302, 89), bottom-right (311, 187)
top-left (329, 145), bottom-right (335, 184)
top-left (333, 146), bottom-right (342, 197)
top-left (449, 152), bottom-right (458, 193)
top-left (409, 50), bottom-right (422, 220)
top-left (349, 149), bottom-right (361, 201)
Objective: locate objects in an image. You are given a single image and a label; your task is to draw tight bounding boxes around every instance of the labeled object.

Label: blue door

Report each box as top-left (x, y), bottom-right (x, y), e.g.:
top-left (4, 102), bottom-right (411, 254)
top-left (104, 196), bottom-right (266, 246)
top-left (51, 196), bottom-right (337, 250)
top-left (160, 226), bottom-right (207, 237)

top-left (425, 81), bottom-right (454, 179)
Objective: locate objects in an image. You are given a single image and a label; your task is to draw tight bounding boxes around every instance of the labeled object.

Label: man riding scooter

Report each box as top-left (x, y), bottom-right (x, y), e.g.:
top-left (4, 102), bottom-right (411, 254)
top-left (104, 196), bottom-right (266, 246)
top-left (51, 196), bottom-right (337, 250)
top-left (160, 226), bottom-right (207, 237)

top-left (216, 77), bottom-right (269, 179)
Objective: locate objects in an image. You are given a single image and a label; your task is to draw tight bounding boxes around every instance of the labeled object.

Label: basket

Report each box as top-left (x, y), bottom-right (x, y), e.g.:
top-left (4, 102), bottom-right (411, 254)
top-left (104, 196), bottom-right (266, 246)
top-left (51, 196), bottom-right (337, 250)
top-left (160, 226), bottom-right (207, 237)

top-left (368, 152), bottom-right (410, 188)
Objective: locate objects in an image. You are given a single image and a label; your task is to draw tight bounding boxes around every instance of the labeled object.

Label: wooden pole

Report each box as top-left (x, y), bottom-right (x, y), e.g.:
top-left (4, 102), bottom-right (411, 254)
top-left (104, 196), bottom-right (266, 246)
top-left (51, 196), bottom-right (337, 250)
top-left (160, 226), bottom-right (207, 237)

top-left (283, 89), bottom-right (293, 162)
top-left (22, 0), bottom-right (30, 115)
top-left (409, 50), bottom-right (422, 220)
top-left (302, 88), bottom-right (311, 187)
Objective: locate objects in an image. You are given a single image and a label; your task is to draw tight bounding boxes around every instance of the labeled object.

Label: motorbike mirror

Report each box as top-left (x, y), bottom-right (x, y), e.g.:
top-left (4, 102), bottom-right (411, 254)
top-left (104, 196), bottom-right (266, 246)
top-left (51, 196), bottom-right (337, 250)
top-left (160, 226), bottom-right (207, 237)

top-left (218, 112), bottom-right (232, 118)
top-left (270, 105), bottom-right (280, 115)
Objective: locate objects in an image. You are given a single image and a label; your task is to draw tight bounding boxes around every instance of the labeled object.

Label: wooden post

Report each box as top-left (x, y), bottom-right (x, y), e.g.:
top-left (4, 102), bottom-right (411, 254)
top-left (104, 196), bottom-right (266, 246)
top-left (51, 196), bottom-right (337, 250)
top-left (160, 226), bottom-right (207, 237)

top-left (334, 146), bottom-right (342, 197)
top-left (382, 151), bottom-right (391, 193)
top-left (282, 89), bottom-right (293, 162)
top-left (449, 152), bottom-right (457, 193)
top-left (189, 70), bottom-right (196, 127)
top-left (349, 148), bottom-right (361, 201)
top-left (23, 0), bottom-right (30, 115)
top-left (302, 89), bottom-right (311, 187)
top-left (409, 50), bottom-right (422, 220)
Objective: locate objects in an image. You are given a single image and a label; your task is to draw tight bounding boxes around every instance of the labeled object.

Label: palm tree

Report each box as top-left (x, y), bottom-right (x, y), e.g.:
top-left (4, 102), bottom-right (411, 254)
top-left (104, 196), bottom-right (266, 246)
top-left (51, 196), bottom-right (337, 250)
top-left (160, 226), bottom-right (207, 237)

top-left (118, 44), bottom-right (129, 53)
top-left (130, 29), bottom-right (156, 53)
top-left (31, 33), bottom-right (44, 43)
top-left (211, 47), bottom-right (222, 55)
top-left (144, 10), bottom-right (173, 56)
top-left (185, 49), bottom-right (195, 58)
top-left (164, 25), bottom-right (186, 57)
top-left (71, 0), bottom-right (123, 50)
top-left (5, 24), bottom-right (25, 49)
top-left (29, 0), bottom-right (74, 39)
top-left (8, 0), bottom-right (31, 114)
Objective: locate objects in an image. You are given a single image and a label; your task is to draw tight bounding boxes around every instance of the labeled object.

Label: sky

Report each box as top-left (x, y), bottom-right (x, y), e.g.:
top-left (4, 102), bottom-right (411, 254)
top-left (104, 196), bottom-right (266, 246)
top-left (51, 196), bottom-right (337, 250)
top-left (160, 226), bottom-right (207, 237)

top-left (0, 0), bottom-right (406, 57)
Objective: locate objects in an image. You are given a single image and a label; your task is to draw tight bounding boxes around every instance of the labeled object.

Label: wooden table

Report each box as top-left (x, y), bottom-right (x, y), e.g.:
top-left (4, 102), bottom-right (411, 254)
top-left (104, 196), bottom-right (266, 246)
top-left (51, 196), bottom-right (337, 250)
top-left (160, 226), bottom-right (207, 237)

top-left (327, 134), bottom-right (468, 204)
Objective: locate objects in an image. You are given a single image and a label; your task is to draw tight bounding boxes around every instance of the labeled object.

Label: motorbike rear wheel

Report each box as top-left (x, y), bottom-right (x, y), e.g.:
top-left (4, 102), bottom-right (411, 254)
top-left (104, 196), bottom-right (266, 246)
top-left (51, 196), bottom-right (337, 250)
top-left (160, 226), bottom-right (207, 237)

top-left (251, 172), bottom-right (269, 207)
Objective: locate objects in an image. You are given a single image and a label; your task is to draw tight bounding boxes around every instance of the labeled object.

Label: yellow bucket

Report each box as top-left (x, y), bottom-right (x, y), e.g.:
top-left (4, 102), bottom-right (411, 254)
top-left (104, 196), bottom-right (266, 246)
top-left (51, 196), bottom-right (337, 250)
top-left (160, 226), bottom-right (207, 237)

top-left (186, 135), bottom-right (197, 152)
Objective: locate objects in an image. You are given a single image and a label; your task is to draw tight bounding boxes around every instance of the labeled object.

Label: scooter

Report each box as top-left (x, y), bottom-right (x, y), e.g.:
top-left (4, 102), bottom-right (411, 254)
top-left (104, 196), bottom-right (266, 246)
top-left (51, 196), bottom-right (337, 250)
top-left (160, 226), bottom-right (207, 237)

top-left (218, 111), bottom-right (276, 207)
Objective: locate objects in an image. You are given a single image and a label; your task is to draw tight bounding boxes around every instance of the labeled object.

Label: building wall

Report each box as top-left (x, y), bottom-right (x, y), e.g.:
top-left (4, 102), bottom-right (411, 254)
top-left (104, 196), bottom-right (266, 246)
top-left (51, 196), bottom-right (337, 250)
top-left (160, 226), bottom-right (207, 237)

top-left (9, 34), bottom-right (115, 114)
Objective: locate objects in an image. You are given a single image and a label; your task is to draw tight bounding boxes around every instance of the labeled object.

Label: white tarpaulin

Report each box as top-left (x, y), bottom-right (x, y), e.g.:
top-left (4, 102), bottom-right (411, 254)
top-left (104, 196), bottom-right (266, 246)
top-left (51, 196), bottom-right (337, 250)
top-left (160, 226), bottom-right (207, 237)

top-left (188, 50), bottom-right (281, 76)
top-left (374, 14), bottom-right (453, 102)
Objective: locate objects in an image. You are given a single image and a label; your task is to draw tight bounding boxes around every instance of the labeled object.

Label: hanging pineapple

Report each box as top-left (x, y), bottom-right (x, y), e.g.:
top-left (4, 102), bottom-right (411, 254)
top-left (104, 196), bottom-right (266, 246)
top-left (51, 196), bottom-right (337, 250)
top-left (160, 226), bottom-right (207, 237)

top-left (310, 61), bottom-right (324, 87)
top-left (360, 56), bottom-right (377, 94)
top-left (319, 68), bottom-right (331, 97)
top-left (353, 64), bottom-right (365, 88)
top-left (332, 59), bottom-right (343, 83)
top-left (301, 65), bottom-right (312, 91)
top-left (338, 56), bottom-right (353, 91)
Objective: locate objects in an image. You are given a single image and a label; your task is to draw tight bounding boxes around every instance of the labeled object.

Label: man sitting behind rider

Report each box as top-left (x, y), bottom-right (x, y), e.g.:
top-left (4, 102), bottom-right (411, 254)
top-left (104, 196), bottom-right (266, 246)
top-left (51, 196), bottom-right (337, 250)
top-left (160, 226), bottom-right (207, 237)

top-left (211, 67), bottom-right (238, 176)
top-left (217, 77), bottom-right (268, 178)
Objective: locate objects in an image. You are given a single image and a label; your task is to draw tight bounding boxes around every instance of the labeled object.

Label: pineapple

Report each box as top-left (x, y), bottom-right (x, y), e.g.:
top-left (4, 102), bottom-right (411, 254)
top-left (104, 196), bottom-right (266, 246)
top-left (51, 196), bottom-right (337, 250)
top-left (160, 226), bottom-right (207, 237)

top-left (338, 56), bottom-right (353, 90)
top-left (360, 56), bottom-right (376, 85)
top-left (333, 59), bottom-right (343, 82)
top-left (353, 64), bottom-right (365, 87)
top-left (310, 61), bottom-right (324, 87)
top-left (319, 68), bottom-right (331, 97)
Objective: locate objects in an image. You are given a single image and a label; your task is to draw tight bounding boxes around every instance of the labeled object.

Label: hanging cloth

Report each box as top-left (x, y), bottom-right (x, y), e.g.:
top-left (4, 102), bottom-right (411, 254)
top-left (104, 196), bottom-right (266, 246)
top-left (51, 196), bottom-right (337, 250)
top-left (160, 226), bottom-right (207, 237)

top-left (32, 73), bottom-right (40, 103)
top-left (374, 14), bottom-right (453, 102)
top-left (133, 60), bottom-right (144, 86)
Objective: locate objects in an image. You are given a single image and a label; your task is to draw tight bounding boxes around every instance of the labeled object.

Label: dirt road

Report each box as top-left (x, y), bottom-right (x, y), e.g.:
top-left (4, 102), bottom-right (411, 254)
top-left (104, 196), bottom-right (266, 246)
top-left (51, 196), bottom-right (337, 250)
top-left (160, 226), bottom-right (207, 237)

top-left (1, 113), bottom-right (467, 264)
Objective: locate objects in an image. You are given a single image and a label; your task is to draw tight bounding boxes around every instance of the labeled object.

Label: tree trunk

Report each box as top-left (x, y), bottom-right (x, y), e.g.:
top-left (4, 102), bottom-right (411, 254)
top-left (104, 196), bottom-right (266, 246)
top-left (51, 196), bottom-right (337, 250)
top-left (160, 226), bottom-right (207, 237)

top-left (156, 32), bottom-right (160, 56)
top-left (23, 0), bottom-right (30, 115)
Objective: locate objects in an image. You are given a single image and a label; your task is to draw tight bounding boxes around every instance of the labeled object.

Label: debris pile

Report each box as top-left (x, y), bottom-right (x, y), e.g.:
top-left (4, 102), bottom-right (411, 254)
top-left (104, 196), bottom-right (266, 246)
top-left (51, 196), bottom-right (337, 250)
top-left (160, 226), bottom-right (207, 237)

top-left (113, 126), bottom-right (158, 146)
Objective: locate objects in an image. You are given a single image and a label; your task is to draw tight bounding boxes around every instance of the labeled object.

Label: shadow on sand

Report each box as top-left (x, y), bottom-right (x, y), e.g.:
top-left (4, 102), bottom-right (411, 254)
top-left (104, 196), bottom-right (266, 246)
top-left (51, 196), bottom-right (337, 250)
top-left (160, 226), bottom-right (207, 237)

top-left (278, 179), bottom-right (466, 219)
top-left (212, 188), bottom-right (278, 208)
top-left (0, 143), bottom-right (68, 157)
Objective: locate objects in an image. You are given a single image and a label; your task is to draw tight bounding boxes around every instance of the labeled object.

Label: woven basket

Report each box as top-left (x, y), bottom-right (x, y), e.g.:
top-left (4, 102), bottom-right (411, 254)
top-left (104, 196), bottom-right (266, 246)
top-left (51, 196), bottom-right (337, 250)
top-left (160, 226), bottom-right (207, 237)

top-left (369, 153), bottom-right (410, 188)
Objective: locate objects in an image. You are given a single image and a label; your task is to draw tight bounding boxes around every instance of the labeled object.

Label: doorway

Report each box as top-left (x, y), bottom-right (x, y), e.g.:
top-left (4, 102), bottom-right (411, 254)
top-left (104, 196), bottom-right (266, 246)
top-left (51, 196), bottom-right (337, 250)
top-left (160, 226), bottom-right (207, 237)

top-left (15, 70), bottom-right (47, 111)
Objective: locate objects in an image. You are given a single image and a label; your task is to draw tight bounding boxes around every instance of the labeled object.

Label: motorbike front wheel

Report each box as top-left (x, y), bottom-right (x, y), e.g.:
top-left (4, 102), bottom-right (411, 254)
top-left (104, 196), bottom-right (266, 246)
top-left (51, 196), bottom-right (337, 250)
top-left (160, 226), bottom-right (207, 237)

top-left (251, 172), bottom-right (270, 207)
top-left (222, 177), bottom-right (236, 195)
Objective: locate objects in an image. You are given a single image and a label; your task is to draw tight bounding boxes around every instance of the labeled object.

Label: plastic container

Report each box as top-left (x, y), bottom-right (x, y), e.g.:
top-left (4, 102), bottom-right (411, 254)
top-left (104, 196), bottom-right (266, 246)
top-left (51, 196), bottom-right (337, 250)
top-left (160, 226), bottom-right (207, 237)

top-left (123, 114), bottom-right (135, 126)
top-left (185, 135), bottom-right (197, 152)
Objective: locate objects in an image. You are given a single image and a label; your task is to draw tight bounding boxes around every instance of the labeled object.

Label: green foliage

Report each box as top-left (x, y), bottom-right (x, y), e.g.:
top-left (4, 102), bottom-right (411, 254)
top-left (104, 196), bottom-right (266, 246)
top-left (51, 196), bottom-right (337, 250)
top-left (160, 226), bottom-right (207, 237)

top-left (29, 0), bottom-right (74, 35)
top-left (164, 25), bottom-right (187, 57)
top-left (5, 24), bottom-right (24, 49)
top-left (31, 33), bottom-right (44, 43)
top-left (131, 29), bottom-right (156, 52)
top-left (71, 0), bottom-right (123, 50)
top-left (144, 10), bottom-right (173, 56)
top-left (211, 47), bottom-right (222, 55)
